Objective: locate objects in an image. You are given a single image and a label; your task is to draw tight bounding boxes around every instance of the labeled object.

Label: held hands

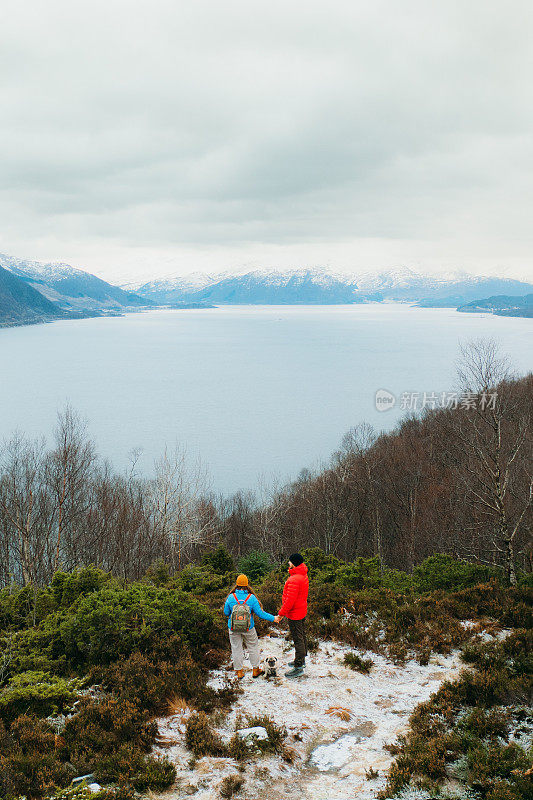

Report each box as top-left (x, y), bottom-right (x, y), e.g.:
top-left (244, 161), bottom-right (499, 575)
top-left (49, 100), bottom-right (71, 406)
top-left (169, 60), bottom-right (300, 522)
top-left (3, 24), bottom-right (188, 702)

top-left (274, 615), bottom-right (282, 623)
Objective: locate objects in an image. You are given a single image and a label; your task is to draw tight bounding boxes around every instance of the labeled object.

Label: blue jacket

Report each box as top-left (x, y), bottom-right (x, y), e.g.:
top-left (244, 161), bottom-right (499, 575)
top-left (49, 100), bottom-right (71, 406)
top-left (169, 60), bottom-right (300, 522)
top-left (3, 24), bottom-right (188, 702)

top-left (223, 589), bottom-right (275, 630)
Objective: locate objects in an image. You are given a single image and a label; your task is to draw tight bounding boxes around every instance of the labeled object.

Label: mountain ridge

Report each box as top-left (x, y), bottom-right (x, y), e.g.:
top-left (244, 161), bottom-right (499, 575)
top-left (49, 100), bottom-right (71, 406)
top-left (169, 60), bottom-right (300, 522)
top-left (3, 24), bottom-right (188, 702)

top-left (0, 265), bottom-right (68, 326)
top-left (129, 267), bottom-right (533, 306)
top-left (2, 254), bottom-right (533, 321)
top-left (0, 253), bottom-right (151, 314)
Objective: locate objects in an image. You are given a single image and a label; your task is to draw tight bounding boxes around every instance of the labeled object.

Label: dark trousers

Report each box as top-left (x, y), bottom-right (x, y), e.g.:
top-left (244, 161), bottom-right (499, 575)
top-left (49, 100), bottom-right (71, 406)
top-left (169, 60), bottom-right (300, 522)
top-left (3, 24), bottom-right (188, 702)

top-left (288, 617), bottom-right (308, 667)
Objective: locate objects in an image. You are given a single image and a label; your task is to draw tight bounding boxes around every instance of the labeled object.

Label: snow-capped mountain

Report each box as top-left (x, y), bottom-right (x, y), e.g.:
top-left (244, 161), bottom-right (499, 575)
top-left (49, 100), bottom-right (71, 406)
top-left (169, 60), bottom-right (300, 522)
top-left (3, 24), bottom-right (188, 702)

top-left (132, 272), bottom-right (216, 304)
top-left (128, 266), bottom-right (533, 306)
top-left (132, 268), bottom-right (367, 305)
top-left (0, 254), bottom-right (151, 313)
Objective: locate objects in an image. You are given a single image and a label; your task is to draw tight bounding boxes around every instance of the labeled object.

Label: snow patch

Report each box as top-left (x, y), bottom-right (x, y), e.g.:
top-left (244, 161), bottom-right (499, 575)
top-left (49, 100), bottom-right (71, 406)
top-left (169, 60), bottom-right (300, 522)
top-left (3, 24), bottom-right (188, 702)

top-left (155, 632), bottom-right (465, 800)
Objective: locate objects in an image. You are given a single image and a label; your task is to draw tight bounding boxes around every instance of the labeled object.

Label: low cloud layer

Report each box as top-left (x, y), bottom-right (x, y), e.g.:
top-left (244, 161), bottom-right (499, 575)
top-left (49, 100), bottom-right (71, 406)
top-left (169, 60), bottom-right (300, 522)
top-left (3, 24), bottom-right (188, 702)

top-left (1, 0), bottom-right (532, 280)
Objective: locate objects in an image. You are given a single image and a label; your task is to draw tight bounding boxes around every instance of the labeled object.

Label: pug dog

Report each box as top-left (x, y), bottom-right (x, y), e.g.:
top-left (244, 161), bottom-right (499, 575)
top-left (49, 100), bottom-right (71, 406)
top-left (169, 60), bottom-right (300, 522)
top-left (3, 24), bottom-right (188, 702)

top-left (263, 655), bottom-right (278, 678)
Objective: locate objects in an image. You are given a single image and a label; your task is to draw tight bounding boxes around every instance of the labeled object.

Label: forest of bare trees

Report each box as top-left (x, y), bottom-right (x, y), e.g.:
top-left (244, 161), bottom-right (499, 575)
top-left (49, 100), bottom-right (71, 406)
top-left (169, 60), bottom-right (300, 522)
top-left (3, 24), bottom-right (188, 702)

top-left (1, 342), bottom-right (531, 587)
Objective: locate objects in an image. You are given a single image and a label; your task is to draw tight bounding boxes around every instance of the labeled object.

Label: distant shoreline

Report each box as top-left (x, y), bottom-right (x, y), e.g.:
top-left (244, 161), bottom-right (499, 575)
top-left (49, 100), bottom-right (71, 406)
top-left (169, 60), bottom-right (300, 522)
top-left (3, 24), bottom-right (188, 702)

top-left (3, 299), bottom-right (533, 331)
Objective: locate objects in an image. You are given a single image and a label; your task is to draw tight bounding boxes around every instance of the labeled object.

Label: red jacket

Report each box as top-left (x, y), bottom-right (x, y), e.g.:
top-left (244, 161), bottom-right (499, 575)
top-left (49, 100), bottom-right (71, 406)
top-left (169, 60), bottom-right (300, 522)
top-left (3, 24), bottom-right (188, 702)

top-left (278, 563), bottom-right (309, 620)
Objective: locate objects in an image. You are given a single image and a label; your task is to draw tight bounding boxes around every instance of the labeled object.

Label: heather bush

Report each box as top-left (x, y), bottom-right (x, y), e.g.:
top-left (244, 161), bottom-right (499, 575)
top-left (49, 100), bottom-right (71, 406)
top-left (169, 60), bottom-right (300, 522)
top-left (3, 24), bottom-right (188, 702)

top-left (63, 697), bottom-right (157, 762)
top-left (123, 753), bottom-right (176, 792)
top-left (468, 741), bottom-right (530, 785)
top-left (220, 774), bottom-right (244, 798)
top-left (227, 731), bottom-right (249, 761)
top-left (61, 696), bottom-right (176, 789)
top-left (185, 711), bottom-right (228, 757)
top-left (92, 651), bottom-right (237, 714)
top-left (91, 652), bottom-right (182, 714)
top-left (459, 707), bottom-right (510, 740)
top-left (46, 785), bottom-right (117, 800)
top-left (381, 630), bottom-right (532, 799)
top-left (0, 715), bottom-right (71, 799)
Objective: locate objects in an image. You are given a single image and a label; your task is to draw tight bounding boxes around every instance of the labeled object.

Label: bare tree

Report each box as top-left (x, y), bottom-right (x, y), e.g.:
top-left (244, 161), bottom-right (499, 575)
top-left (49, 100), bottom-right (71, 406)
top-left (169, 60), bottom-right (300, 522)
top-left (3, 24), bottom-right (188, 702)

top-left (0, 434), bottom-right (48, 585)
top-left (453, 339), bottom-right (532, 583)
top-left (47, 407), bottom-right (96, 572)
top-left (149, 446), bottom-right (211, 569)
top-left (336, 423), bottom-right (381, 564)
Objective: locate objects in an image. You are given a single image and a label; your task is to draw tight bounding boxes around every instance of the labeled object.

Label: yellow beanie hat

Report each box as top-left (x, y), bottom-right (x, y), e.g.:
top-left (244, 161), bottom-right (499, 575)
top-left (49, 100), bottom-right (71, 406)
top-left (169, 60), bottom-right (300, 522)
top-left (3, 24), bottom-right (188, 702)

top-left (236, 574), bottom-right (248, 587)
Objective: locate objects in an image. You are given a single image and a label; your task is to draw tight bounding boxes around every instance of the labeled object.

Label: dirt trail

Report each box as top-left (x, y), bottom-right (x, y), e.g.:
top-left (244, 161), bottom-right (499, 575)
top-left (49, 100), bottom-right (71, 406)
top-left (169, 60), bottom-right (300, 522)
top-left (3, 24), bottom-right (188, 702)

top-left (155, 630), bottom-right (463, 800)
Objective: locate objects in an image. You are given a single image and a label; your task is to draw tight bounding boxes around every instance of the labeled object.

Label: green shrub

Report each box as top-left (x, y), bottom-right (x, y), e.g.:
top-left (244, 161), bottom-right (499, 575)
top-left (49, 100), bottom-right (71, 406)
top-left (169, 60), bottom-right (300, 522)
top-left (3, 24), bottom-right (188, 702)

top-left (201, 544), bottom-right (234, 574)
top-left (308, 582), bottom-right (352, 620)
top-left (381, 568), bottom-right (414, 592)
top-left (300, 547), bottom-right (342, 573)
top-left (4, 625), bottom-right (66, 677)
top-left (0, 584), bottom-right (56, 630)
top-left (468, 741), bottom-right (530, 784)
top-left (143, 560), bottom-right (171, 586)
top-left (343, 652), bottom-right (374, 673)
top-left (335, 557), bottom-right (384, 590)
top-left (52, 568), bottom-right (113, 608)
top-left (129, 754), bottom-right (176, 791)
top-left (174, 563), bottom-right (231, 594)
top-left (459, 707), bottom-right (510, 740)
top-left (237, 550), bottom-right (274, 583)
top-left (0, 670), bottom-right (81, 723)
top-left (413, 554), bottom-right (502, 592)
top-left (517, 572), bottom-right (533, 588)
top-left (46, 785), bottom-right (118, 800)
top-left (245, 714), bottom-right (287, 754)
top-left (56, 583), bottom-right (221, 667)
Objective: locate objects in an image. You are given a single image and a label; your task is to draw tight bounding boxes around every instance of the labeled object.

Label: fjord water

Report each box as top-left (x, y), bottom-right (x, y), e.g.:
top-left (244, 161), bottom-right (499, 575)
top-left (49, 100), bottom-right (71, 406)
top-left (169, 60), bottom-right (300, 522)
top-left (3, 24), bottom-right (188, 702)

top-left (1, 305), bottom-right (531, 494)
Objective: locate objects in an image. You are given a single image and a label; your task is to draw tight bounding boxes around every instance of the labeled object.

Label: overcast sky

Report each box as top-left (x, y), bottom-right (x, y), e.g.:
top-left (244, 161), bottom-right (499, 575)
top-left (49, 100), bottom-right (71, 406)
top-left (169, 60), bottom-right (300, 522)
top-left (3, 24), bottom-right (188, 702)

top-left (1, 0), bottom-right (532, 282)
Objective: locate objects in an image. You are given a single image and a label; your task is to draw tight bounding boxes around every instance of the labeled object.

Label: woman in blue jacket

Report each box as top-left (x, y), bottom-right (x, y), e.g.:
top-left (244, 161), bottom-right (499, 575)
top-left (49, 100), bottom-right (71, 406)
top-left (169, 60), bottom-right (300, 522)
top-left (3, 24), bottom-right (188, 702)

top-left (224, 573), bottom-right (276, 679)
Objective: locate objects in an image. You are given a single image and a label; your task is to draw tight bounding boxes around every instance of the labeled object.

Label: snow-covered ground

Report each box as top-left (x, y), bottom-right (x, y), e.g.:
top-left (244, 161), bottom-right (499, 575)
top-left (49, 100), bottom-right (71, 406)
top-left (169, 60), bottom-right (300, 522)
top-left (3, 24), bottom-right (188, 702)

top-left (154, 628), bottom-right (466, 800)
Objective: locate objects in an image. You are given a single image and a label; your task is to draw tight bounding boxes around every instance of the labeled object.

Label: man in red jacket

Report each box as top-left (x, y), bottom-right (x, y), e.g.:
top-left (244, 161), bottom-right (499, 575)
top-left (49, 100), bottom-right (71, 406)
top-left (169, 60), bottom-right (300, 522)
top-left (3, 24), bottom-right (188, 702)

top-left (274, 553), bottom-right (309, 678)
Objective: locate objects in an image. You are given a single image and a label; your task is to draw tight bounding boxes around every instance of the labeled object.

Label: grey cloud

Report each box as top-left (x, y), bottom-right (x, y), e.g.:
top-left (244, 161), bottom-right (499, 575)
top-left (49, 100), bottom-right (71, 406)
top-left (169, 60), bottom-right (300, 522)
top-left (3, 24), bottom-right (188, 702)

top-left (0, 0), bottom-right (532, 277)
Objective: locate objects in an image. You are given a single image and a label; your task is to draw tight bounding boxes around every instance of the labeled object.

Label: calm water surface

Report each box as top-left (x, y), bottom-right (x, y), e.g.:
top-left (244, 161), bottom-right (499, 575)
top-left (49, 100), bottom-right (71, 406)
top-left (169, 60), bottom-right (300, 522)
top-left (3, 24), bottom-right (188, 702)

top-left (1, 305), bottom-right (531, 493)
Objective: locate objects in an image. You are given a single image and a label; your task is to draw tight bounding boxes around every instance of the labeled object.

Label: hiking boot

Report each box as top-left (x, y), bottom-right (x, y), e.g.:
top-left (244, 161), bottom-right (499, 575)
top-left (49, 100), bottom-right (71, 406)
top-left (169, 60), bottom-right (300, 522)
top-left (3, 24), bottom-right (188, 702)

top-left (235, 669), bottom-right (245, 680)
top-left (285, 665), bottom-right (304, 678)
top-left (252, 667), bottom-right (264, 679)
top-left (288, 660), bottom-right (305, 667)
